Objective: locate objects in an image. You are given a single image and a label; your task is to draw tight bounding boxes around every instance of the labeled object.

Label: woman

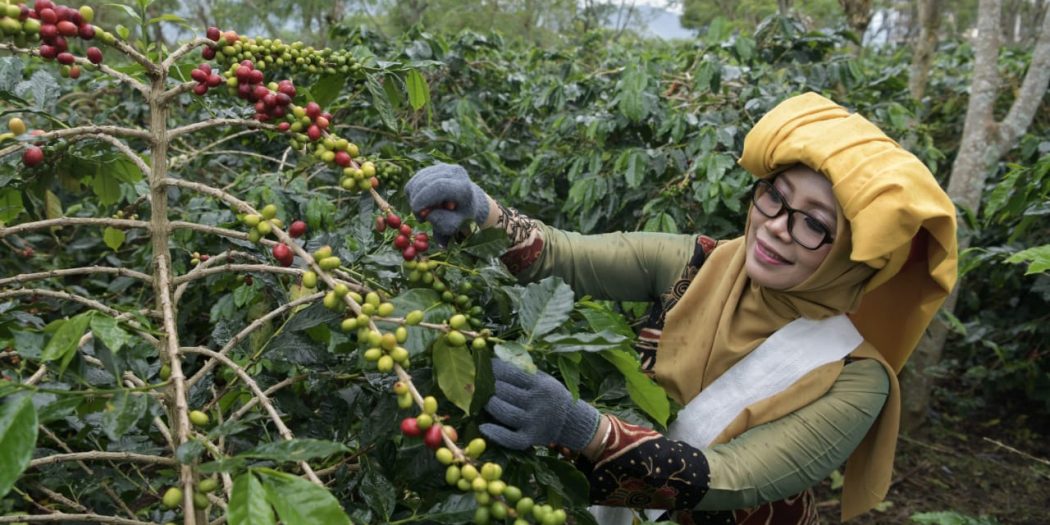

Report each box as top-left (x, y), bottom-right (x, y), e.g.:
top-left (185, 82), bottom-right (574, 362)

top-left (405, 93), bottom-right (958, 523)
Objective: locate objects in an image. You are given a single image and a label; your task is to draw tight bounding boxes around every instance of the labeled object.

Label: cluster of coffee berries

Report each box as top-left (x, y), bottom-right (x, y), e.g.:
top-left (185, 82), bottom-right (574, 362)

top-left (202, 26), bottom-right (364, 77)
top-left (230, 60), bottom-right (298, 122)
top-left (443, 451), bottom-right (565, 525)
top-left (4, 116), bottom-right (47, 167)
top-left (160, 476), bottom-right (216, 513)
top-left (405, 259), bottom-right (484, 315)
top-left (268, 220), bottom-right (305, 267)
top-left (375, 212), bottom-right (431, 261)
top-left (188, 62), bottom-right (222, 95)
top-left (189, 251), bottom-right (209, 266)
top-left (4, 0), bottom-right (114, 79)
top-left (239, 203), bottom-right (283, 244)
top-left (399, 394), bottom-right (453, 448)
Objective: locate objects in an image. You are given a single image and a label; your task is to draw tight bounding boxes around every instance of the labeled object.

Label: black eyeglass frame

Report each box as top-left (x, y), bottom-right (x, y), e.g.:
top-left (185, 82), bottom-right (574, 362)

top-left (750, 178), bottom-right (835, 251)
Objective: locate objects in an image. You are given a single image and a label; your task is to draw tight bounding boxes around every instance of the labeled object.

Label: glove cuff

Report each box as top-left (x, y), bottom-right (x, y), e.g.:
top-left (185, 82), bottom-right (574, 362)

top-left (558, 400), bottom-right (601, 452)
top-left (470, 185), bottom-right (490, 226)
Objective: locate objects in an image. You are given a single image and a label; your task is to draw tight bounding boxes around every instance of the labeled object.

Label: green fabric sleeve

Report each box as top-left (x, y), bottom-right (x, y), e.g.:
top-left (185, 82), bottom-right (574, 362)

top-left (514, 223), bottom-right (697, 302)
top-left (696, 358), bottom-right (890, 510)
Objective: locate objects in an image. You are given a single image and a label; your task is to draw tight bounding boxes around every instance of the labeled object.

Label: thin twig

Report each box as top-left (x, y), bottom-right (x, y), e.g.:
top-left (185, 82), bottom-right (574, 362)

top-left (184, 292), bottom-right (323, 390)
top-left (0, 514), bottom-right (155, 524)
top-left (0, 289), bottom-right (158, 345)
top-left (180, 346), bottom-right (322, 484)
top-left (29, 452), bottom-right (177, 469)
top-left (228, 374), bottom-right (307, 422)
top-left (0, 42), bottom-right (149, 94)
top-left (77, 134), bottom-right (152, 177)
top-left (171, 264), bottom-right (303, 285)
top-left (0, 266), bottom-right (151, 287)
top-left (33, 485), bottom-right (91, 514)
top-left (168, 118), bottom-right (277, 139)
top-left (161, 37), bottom-right (215, 73)
top-left (982, 437), bottom-right (1050, 467)
top-left (40, 124), bottom-right (151, 142)
top-left (169, 221), bottom-right (277, 248)
top-left (0, 218), bottom-right (149, 238)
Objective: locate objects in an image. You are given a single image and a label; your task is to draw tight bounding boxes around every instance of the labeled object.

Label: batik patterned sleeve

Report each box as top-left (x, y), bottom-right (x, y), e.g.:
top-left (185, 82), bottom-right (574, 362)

top-left (577, 416), bottom-right (712, 510)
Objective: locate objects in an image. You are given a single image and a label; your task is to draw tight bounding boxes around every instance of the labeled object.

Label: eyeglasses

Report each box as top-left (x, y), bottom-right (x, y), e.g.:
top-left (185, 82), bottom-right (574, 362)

top-left (751, 179), bottom-right (835, 250)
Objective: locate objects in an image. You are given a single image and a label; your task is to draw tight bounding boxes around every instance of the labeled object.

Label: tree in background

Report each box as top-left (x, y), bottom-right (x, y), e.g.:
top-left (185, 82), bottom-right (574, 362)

top-left (909, 0), bottom-right (942, 99)
top-left (901, 0), bottom-right (1050, 430)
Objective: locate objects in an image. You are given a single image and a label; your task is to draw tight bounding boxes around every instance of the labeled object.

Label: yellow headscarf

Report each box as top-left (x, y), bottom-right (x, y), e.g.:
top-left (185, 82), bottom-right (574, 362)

top-left (653, 92), bottom-right (958, 520)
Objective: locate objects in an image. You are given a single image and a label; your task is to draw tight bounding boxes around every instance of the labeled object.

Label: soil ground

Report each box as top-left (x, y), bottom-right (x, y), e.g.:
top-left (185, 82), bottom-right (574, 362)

top-left (814, 411), bottom-right (1050, 524)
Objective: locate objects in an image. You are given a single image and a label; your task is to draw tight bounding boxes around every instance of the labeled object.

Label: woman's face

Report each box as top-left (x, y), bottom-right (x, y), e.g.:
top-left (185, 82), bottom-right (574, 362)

top-left (745, 166), bottom-right (839, 290)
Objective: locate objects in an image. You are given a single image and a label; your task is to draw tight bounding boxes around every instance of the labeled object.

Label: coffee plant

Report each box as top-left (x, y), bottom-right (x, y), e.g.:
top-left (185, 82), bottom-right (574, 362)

top-left (0, 2), bottom-right (670, 524)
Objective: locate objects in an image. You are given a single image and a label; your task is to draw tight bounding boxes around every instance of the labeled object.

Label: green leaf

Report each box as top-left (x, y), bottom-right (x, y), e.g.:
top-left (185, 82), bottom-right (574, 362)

top-left (360, 461), bottom-right (396, 520)
top-left (103, 227), bottom-right (125, 251)
top-left (459, 228), bottom-right (509, 259)
top-left (44, 189), bottom-right (62, 220)
top-left (239, 439), bottom-right (349, 462)
top-left (101, 390), bottom-right (147, 441)
top-left (601, 349), bottom-right (670, 426)
top-left (229, 472), bottom-right (276, 525)
top-left (366, 74), bottom-right (396, 130)
top-left (92, 171), bottom-right (122, 206)
top-left (0, 188), bottom-right (23, 224)
top-left (578, 301), bottom-right (635, 338)
top-left (176, 439), bottom-right (206, 464)
top-left (618, 60), bottom-right (648, 122)
top-left (90, 313), bottom-right (131, 352)
top-left (493, 341), bottom-right (536, 373)
top-left (258, 468), bottom-right (352, 525)
top-left (0, 396), bottom-right (37, 499)
top-left (1005, 244), bottom-right (1050, 275)
top-left (433, 338), bottom-right (476, 413)
top-left (543, 331), bottom-right (628, 353)
top-left (531, 455), bottom-right (590, 504)
top-left (518, 277), bottom-right (575, 342)
top-left (41, 312), bottom-right (93, 373)
top-left (405, 69), bottom-right (430, 111)
top-left (624, 149), bottom-right (646, 189)
top-left (309, 74), bottom-right (344, 109)
top-left (105, 3), bottom-right (142, 23)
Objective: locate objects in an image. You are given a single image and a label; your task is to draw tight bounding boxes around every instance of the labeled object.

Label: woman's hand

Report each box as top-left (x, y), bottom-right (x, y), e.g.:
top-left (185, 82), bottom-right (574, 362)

top-left (404, 163), bottom-right (491, 246)
top-left (480, 359), bottom-right (600, 452)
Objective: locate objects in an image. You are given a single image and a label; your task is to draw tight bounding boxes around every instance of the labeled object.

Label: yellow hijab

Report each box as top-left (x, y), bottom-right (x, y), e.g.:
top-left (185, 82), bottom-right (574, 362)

top-left (653, 92), bottom-right (958, 520)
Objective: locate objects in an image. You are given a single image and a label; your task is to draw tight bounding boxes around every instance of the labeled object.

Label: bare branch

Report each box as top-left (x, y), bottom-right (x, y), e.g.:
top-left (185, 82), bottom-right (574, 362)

top-left (172, 263), bottom-right (304, 285)
top-left (0, 289), bottom-right (159, 345)
top-left (168, 118), bottom-right (278, 139)
top-left (40, 124), bottom-right (152, 142)
top-left (108, 37), bottom-right (161, 77)
top-left (76, 134), bottom-right (152, 177)
top-left (185, 292), bottom-right (323, 390)
top-left (162, 37), bottom-right (216, 72)
top-left (165, 177), bottom-right (255, 214)
top-left (0, 42), bottom-right (149, 94)
top-left (29, 452), bottom-right (177, 469)
top-left (181, 346), bottom-right (322, 484)
top-left (33, 485), bottom-right (90, 514)
top-left (228, 374), bottom-right (307, 422)
top-left (0, 514), bottom-right (155, 524)
top-left (173, 250), bottom-right (255, 306)
top-left (0, 217), bottom-right (149, 238)
top-left (0, 266), bottom-right (151, 288)
top-left (169, 221), bottom-right (278, 248)
top-left (158, 81), bottom-right (198, 103)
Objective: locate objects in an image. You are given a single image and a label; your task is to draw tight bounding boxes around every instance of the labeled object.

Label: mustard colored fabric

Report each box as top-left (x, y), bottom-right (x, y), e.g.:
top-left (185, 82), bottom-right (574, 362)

top-left (654, 92), bottom-right (957, 521)
top-left (738, 92), bottom-right (958, 373)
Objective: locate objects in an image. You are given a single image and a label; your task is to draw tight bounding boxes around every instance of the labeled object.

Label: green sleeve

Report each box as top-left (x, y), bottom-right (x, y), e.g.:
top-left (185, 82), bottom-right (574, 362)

top-left (696, 358), bottom-right (890, 510)
top-left (514, 223), bottom-right (697, 302)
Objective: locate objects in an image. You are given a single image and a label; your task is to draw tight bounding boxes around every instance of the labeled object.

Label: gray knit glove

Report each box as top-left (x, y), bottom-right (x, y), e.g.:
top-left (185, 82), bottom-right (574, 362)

top-left (480, 359), bottom-right (600, 452)
top-left (404, 163), bottom-right (490, 246)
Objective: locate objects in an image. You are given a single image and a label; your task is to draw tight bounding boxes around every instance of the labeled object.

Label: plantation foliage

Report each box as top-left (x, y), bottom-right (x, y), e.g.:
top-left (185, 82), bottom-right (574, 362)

top-left (1, 9), bottom-right (1048, 524)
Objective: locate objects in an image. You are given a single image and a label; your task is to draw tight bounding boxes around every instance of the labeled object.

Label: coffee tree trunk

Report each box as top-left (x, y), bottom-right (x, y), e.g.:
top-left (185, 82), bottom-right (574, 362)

top-left (900, 0), bottom-right (1050, 431)
top-left (909, 0), bottom-right (942, 99)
